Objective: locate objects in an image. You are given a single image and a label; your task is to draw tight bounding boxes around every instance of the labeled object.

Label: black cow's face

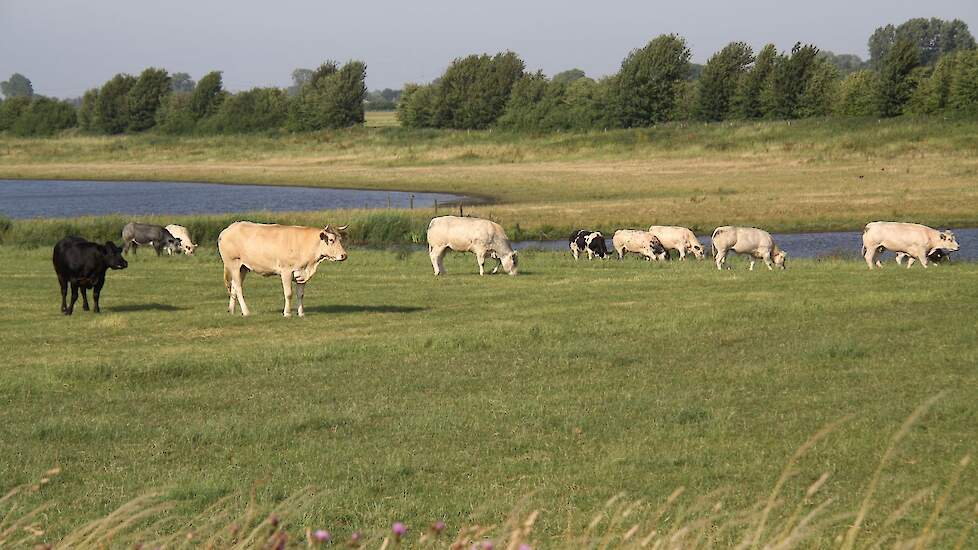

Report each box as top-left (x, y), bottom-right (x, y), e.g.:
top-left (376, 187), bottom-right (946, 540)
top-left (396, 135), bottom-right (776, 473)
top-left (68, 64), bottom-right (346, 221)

top-left (103, 241), bottom-right (128, 269)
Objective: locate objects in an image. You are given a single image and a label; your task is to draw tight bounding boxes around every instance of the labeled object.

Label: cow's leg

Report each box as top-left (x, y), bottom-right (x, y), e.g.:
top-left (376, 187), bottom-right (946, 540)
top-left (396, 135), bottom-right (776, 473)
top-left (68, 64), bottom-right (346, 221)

top-left (764, 254), bottom-right (774, 270)
top-left (915, 253), bottom-right (928, 269)
top-left (81, 287), bottom-right (90, 311)
top-left (58, 274), bottom-right (68, 313)
top-left (295, 283), bottom-right (306, 317)
top-left (476, 250), bottom-right (487, 276)
top-left (67, 282), bottom-right (79, 315)
top-left (572, 247), bottom-right (579, 260)
top-left (749, 257), bottom-right (756, 271)
top-left (678, 249), bottom-right (686, 261)
top-left (223, 265), bottom-right (237, 314)
top-left (715, 248), bottom-right (726, 270)
top-left (864, 245), bottom-right (880, 270)
top-left (232, 266), bottom-right (250, 316)
top-left (93, 277), bottom-right (104, 313)
top-left (280, 272), bottom-right (294, 317)
top-left (429, 246), bottom-right (447, 276)
top-left (155, 244), bottom-right (163, 257)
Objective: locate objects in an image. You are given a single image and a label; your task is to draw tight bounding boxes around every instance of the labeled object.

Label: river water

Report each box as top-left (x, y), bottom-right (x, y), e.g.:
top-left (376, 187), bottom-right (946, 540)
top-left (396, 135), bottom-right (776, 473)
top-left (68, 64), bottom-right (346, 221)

top-left (0, 179), bottom-right (466, 219)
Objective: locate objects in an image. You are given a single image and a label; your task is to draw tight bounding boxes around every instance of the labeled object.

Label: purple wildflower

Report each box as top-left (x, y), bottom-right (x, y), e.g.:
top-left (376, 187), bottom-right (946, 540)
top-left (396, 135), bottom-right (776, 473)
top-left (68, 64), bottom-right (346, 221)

top-left (314, 529), bottom-right (331, 543)
top-left (433, 521), bottom-right (446, 534)
top-left (392, 522), bottom-right (408, 538)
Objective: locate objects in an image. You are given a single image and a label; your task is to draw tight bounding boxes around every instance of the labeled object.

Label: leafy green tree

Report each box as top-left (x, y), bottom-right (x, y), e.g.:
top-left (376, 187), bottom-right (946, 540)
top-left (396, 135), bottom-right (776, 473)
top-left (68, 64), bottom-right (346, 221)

top-left (876, 37), bottom-right (920, 117)
top-left (731, 43), bottom-right (776, 119)
top-left (10, 97), bottom-right (77, 136)
top-left (695, 41), bottom-right (753, 121)
top-left (288, 68), bottom-right (315, 96)
top-left (128, 67), bottom-right (171, 131)
top-left (190, 71), bottom-right (226, 121)
top-left (170, 72), bottom-right (195, 93)
top-left (498, 72), bottom-right (570, 131)
top-left (616, 34), bottom-right (691, 126)
top-left (365, 90), bottom-right (396, 110)
top-left (552, 68), bottom-right (586, 85)
top-left (78, 89), bottom-right (99, 131)
top-left (818, 51), bottom-right (868, 75)
top-left (198, 87), bottom-right (289, 133)
top-left (948, 50), bottom-right (978, 115)
top-left (797, 60), bottom-right (840, 117)
top-left (835, 71), bottom-right (879, 117)
top-left (397, 83), bottom-right (437, 127)
top-left (672, 80), bottom-right (699, 121)
top-left (1, 73), bottom-right (34, 99)
top-left (565, 76), bottom-right (617, 129)
top-left (288, 60), bottom-right (367, 130)
top-left (94, 73), bottom-right (136, 134)
top-left (869, 18), bottom-right (976, 68)
top-left (155, 92), bottom-right (196, 134)
top-left (761, 43), bottom-right (821, 119)
top-left (0, 96), bottom-right (31, 131)
top-left (431, 52), bottom-right (525, 129)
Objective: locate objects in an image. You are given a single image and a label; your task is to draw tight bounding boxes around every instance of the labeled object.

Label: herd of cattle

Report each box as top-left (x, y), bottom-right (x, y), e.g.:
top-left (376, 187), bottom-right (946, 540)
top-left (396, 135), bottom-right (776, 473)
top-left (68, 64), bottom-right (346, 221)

top-left (51, 216), bottom-right (961, 316)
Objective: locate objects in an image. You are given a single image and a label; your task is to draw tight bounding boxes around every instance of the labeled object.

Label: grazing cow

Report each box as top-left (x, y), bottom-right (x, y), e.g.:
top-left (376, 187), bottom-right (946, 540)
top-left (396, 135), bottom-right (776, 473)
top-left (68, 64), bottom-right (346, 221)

top-left (569, 230), bottom-right (609, 260)
top-left (164, 224), bottom-right (197, 255)
top-left (648, 225), bottom-right (706, 260)
top-left (862, 222), bottom-right (960, 269)
top-left (218, 221), bottom-right (348, 317)
top-left (52, 236), bottom-right (128, 315)
top-left (896, 248), bottom-right (952, 267)
top-left (427, 216), bottom-right (518, 276)
top-left (122, 222), bottom-right (182, 256)
top-left (712, 226), bottom-right (787, 271)
top-left (612, 230), bottom-right (668, 261)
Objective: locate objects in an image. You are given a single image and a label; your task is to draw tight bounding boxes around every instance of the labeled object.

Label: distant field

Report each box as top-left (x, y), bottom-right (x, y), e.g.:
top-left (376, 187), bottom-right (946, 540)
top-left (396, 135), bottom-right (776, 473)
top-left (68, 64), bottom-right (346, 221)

top-left (364, 110), bottom-right (400, 128)
top-left (1, 246), bottom-right (977, 547)
top-left (2, 117), bottom-right (978, 236)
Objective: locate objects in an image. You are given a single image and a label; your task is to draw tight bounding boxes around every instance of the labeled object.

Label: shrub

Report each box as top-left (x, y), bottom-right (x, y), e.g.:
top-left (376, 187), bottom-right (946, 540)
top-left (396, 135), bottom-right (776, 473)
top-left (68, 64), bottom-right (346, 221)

top-left (10, 96), bottom-right (78, 136)
top-left (155, 92), bottom-right (196, 134)
top-left (835, 71), bottom-right (879, 117)
top-left (199, 87), bottom-right (289, 134)
top-left (0, 96), bottom-right (31, 131)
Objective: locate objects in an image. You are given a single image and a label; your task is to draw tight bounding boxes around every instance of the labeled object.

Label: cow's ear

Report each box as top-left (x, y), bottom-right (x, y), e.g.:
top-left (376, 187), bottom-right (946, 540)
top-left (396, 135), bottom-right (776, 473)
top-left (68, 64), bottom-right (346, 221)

top-left (940, 233), bottom-right (946, 240)
top-left (320, 231), bottom-right (328, 241)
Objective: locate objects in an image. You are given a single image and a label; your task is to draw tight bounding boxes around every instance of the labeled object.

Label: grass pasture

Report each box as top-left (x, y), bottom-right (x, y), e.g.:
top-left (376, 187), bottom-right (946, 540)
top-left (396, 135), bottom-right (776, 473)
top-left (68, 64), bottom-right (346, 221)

top-left (1, 246), bottom-right (977, 547)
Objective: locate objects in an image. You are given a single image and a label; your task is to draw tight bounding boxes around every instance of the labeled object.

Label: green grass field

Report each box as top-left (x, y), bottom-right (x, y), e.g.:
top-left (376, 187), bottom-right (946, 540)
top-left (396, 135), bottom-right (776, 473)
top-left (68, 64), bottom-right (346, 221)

top-left (2, 246), bottom-right (977, 547)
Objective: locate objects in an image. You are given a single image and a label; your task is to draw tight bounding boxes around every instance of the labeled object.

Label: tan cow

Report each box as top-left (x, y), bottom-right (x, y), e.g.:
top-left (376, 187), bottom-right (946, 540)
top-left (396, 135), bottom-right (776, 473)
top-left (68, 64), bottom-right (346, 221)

top-left (862, 222), bottom-right (959, 270)
top-left (648, 225), bottom-right (706, 260)
top-left (164, 224), bottom-right (197, 255)
top-left (427, 216), bottom-right (517, 276)
top-left (218, 221), bottom-right (348, 317)
top-left (712, 226), bottom-right (787, 270)
top-left (612, 230), bottom-right (668, 261)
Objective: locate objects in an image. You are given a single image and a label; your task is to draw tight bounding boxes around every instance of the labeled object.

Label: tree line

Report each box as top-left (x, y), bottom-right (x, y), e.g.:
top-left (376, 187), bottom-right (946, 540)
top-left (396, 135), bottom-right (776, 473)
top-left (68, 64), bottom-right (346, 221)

top-left (399, 17), bottom-right (978, 130)
top-left (1, 17), bottom-right (976, 137)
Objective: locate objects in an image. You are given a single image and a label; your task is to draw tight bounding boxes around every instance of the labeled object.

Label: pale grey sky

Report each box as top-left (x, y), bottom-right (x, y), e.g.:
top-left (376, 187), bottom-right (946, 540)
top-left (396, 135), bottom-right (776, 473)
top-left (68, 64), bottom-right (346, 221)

top-left (1, 0), bottom-right (976, 98)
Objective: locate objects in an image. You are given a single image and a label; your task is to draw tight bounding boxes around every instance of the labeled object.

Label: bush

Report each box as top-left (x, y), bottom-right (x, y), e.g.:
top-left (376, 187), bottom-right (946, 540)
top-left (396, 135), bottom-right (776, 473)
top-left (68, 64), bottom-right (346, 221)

top-left (155, 92), bottom-right (196, 134)
top-left (397, 83), bottom-right (438, 128)
top-left (0, 96), bottom-right (30, 131)
top-left (10, 97), bottom-right (77, 136)
top-left (835, 71), bottom-right (879, 117)
top-left (199, 87), bottom-right (289, 134)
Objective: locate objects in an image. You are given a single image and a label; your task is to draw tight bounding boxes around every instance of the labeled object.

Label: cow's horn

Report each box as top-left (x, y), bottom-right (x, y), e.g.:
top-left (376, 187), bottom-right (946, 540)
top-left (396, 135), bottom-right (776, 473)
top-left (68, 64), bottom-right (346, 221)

top-left (337, 225), bottom-right (349, 232)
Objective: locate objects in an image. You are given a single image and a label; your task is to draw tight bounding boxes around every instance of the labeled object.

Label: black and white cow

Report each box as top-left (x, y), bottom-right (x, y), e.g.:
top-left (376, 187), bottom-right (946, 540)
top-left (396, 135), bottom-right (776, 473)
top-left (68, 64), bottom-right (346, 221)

top-left (121, 222), bottom-right (182, 256)
top-left (569, 230), bottom-right (609, 260)
top-left (53, 236), bottom-right (128, 315)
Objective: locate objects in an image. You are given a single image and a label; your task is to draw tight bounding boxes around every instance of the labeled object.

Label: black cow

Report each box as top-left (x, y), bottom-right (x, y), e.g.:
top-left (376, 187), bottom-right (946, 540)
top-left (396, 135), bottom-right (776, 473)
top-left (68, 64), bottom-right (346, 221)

top-left (122, 222), bottom-right (182, 256)
top-left (895, 248), bottom-right (952, 267)
top-left (569, 230), bottom-right (609, 260)
top-left (53, 236), bottom-right (128, 315)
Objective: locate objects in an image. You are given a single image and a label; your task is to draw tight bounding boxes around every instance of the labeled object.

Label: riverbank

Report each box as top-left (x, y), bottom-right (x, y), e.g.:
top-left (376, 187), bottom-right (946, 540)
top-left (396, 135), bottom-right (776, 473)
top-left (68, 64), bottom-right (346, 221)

top-left (2, 117), bottom-right (978, 236)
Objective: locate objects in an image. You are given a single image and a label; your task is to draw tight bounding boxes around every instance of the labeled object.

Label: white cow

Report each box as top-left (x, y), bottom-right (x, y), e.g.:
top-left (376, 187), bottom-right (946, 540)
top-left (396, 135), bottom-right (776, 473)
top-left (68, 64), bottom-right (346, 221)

top-left (427, 216), bottom-right (518, 276)
top-left (164, 224), bottom-right (197, 255)
top-left (612, 230), bottom-right (668, 261)
top-left (218, 221), bottom-right (348, 317)
top-left (862, 222), bottom-right (959, 269)
top-left (712, 226), bottom-right (787, 270)
top-left (648, 225), bottom-right (706, 260)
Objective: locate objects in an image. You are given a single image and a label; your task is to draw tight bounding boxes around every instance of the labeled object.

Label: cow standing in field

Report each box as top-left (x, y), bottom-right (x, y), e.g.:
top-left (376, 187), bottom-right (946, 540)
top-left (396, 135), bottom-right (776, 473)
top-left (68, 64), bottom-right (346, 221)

top-left (712, 226), bottom-right (787, 270)
top-left (53, 236), bottom-right (128, 315)
top-left (427, 216), bottom-right (518, 276)
top-left (647, 225), bottom-right (706, 260)
top-left (569, 230), bottom-right (609, 260)
top-left (218, 221), bottom-right (348, 317)
top-left (122, 222), bottom-right (182, 256)
top-left (862, 222), bottom-right (960, 269)
top-left (164, 224), bottom-right (197, 255)
top-left (612, 230), bottom-right (668, 261)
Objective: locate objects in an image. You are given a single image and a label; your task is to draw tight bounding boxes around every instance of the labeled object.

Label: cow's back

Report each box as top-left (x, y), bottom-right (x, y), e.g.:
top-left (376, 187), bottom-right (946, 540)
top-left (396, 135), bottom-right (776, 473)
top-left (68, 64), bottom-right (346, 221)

top-left (427, 216), bottom-right (502, 250)
top-left (864, 221), bottom-right (934, 247)
top-left (54, 237), bottom-right (101, 277)
top-left (220, 222), bottom-right (319, 273)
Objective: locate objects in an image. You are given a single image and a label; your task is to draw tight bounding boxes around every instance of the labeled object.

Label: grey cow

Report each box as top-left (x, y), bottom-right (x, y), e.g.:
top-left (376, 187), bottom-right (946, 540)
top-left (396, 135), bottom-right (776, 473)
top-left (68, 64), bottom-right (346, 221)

top-left (122, 222), bottom-right (182, 256)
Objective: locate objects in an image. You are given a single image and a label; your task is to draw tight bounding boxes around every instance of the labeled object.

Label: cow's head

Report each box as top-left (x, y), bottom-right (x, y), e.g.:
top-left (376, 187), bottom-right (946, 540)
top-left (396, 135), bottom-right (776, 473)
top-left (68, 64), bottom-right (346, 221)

top-left (773, 249), bottom-right (787, 270)
top-left (318, 225), bottom-right (349, 262)
top-left (501, 251), bottom-right (518, 275)
top-left (162, 233), bottom-right (182, 254)
top-left (939, 231), bottom-right (960, 251)
top-left (687, 241), bottom-right (706, 260)
top-left (102, 241), bottom-right (128, 270)
top-left (182, 241), bottom-right (197, 255)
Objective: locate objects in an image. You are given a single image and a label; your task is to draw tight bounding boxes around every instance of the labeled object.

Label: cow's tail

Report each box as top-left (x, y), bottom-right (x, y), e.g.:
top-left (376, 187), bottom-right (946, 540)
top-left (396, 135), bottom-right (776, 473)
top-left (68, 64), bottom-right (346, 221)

top-left (711, 227), bottom-right (722, 257)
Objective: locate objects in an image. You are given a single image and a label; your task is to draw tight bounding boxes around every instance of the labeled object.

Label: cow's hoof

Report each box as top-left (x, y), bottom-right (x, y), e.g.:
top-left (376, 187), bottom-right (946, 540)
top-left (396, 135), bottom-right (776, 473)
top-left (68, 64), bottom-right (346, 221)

top-left (283, 312), bottom-right (292, 318)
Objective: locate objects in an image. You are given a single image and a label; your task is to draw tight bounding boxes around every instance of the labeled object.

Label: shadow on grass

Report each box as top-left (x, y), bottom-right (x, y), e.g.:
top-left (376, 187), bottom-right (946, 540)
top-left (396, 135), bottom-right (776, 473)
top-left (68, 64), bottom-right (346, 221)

top-left (111, 303), bottom-right (187, 312)
top-left (303, 304), bottom-right (426, 314)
